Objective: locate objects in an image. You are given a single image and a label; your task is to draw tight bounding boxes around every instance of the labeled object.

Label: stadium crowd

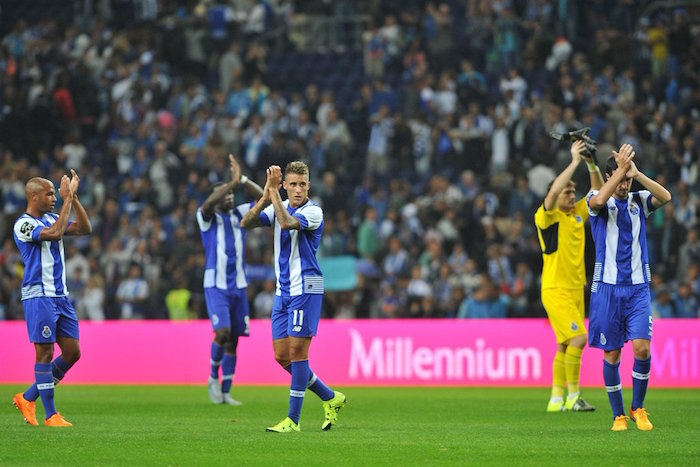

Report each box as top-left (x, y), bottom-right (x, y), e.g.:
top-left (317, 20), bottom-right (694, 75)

top-left (1, 0), bottom-right (699, 321)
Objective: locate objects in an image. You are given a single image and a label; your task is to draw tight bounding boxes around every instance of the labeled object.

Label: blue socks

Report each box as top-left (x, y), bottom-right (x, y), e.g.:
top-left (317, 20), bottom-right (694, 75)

top-left (24, 356), bottom-right (74, 402)
top-left (603, 360), bottom-right (624, 417)
top-left (35, 363), bottom-right (57, 419)
top-left (632, 357), bottom-right (651, 410)
top-left (307, 370), bottom-right (335, 401)
top-left (221, 354), bottom-right (237, 394)
top-left (288, 360), bottom-right (310, 424)
top-left (283, 364), bottom-right (335, 401)
top-left (210, 342), bottom-right (224, 379)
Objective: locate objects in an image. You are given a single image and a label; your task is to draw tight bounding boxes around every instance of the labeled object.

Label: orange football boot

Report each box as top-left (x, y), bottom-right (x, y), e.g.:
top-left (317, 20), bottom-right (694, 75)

top-left (45, 412), bottom-right (73, 427)
top-left (13, 393), bottom-right (38, 426)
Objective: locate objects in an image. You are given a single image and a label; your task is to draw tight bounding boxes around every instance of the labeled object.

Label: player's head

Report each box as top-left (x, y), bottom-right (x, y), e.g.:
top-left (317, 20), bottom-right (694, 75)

top-left (210, 182), bottom-right (234, 212)
top-left (605, 154), bottom-right (633, 199)
top-left (284, 161), bottom-right (310, 208)
top-left (547, 178), bottom-right (577, 212)
top-left (25, 177), bottom-right (56, 214)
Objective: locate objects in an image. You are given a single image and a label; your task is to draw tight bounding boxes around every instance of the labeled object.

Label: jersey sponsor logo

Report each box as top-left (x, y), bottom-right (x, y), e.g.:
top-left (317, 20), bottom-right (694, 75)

top-left (571, 322), bottom-right (579, 332)
top-left (20, 221), bottom-right (35, 235)
top-left (609, 206), bottom-right (616, 211)
top-left (42, 326), bottom-right (52, 338)
top-left (600, 333), bottom-right (607, 345)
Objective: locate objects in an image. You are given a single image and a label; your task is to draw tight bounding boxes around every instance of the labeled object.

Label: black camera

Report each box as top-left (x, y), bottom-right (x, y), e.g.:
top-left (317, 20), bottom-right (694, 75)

top-left (550, 127), bottom-right (597, 164)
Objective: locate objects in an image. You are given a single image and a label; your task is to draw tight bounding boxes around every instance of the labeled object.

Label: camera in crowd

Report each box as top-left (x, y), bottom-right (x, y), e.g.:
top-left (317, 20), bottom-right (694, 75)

top-left (550, 127), bottom-right (598, 164)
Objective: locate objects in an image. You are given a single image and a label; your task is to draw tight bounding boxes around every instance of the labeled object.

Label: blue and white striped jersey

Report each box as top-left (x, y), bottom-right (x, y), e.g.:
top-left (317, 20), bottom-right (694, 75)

top-left (586, 190), bottom-right (655, 285)
top-left (259, 199), bottom-right (324, 297)
top-left (196, 203), bottom-right (252, 290)
top-left (13, 213), bottom-right (71, 300)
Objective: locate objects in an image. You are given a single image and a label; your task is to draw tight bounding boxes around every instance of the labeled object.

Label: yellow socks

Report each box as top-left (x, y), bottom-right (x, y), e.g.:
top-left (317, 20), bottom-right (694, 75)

top-left (551, 350), bottom-right (566, 400)
top-left (565, 345), bottom-right (583, 396)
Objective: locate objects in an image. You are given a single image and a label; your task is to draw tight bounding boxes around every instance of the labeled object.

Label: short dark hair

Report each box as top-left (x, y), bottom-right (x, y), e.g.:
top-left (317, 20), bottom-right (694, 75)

top-left (545, 178), bottom-right (575, 196)
top-left (605, 155), bottom-right (618, 176)
top-left (209, 182), bottom-right (226, 195)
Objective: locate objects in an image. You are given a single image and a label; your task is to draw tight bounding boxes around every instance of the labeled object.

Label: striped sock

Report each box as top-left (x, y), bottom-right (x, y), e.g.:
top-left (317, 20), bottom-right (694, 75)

top-left (283, 364), bottom-right (334, 400)
top-left (288, 360), bottom-right (309, 424)
top-left (35, 363), bottom-right (57, 419)
top-left (210, 342), bottom-right (224, 379)
top-left (603, 360), bottom-right (625, 417)
top-left (221, 354), bottom-right (237, 394)
top-left (24, 356), bottom-right (74, 402)
top-left (632, 357), bottom-right (651, 410)
top-left (52, 356), bottom-right (72, 383)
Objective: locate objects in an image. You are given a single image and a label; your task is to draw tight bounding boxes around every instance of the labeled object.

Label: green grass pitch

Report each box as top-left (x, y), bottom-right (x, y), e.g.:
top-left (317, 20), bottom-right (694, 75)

top-left (1, 385), bottom-right (698, 466)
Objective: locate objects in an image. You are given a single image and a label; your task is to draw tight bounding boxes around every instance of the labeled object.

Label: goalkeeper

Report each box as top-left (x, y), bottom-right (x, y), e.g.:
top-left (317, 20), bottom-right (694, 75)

top-left (535, 134), bottom-right (603, 412)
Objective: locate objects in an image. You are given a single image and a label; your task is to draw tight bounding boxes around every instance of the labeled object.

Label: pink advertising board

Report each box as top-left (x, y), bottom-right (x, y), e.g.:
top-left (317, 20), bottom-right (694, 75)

top-left (0, 319), bottom-right (698, 387)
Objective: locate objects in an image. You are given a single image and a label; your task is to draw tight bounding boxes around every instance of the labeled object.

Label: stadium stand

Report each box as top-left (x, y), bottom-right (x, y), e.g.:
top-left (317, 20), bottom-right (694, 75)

top-left (0, 0), bottom-right (699, 321)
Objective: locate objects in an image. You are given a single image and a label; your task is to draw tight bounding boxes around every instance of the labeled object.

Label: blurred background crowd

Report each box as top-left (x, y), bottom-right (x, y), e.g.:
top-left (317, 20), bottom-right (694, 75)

top-left (1, 0), bottom-right (699, 321)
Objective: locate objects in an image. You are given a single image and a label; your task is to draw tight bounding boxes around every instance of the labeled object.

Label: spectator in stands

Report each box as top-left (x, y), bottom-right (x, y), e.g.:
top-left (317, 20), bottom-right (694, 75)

top-left (79, 273), bottom-right (106, 322)
top-left (651, 285), bottom-right (675, 318)
top-left (673, 282), bottom-right (698, 318)
top-left (165, 273), bottom-right (194, 321)
top-left (456, 274), bottom-right (509, 318)
top-left (253, 278), bottom-right (276, 319)
top-left (357, 207), bottom-right (380, 261)
top-left (115, 263), bottom-right (150, 319)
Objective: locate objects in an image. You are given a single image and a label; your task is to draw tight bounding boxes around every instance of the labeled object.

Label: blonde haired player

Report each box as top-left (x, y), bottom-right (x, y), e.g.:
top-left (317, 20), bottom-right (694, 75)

top-left (535, 139), bottom-right (603, 412)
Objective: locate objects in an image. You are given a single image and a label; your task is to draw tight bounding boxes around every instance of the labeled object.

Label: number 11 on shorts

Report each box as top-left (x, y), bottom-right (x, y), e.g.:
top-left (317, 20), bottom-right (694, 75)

top-left (293, 309), bottom-right (304, 332)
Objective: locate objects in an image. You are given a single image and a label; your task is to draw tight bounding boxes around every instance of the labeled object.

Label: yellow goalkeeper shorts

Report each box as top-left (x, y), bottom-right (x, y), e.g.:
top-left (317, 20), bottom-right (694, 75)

top-left (541, 287), bottom-right (587, 344)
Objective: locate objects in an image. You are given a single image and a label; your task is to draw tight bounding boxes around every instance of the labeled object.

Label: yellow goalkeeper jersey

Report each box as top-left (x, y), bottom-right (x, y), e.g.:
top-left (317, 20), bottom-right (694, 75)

top-left (535, 198), bottom-right (589, 290)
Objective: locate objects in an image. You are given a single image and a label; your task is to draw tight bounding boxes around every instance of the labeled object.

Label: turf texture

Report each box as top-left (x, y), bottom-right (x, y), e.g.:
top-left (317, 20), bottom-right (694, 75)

top-left (1, 385), bottom-right (698, 466)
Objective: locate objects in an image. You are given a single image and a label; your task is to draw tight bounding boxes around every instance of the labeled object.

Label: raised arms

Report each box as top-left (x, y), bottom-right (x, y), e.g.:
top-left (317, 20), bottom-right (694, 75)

top-left (66, 169), bottom-right (92, 236)
top-left (38, 175), bottom-right (74, 241)
top-left (625, 160), bottom-right (672, 209)
top-left (201, 154), bottom-right (264, 218)
top-left (587, 144), bottom-right (635, 210)
top-left (267, 165), bottom-right (301, 230)
top-left (240, 166), bottom-right (273, 229)
top-left (543, 140), bottom-right (587, 211)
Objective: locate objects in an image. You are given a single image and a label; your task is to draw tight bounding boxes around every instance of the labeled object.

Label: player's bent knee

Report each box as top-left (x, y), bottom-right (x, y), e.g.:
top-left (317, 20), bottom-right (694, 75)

top-left (633, 343), bottom-right (651, 359)
top-left (66, 348), bottom-right (81, 365)
top-left (214, 328), bottom-right (231, 344)
top-left (275, 356), bottom-right (290, 368)
top-left (569, 334), bottom-right (588, 348)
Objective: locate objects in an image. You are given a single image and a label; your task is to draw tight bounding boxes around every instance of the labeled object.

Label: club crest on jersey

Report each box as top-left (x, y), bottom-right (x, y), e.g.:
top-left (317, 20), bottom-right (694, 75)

top-left (600, 333), bottom-right (607, 345)
top-left (609, 206), bottom-right (616, 212)
top-left (630, 205), bottom-right (639, 215)
top-left (42, 326), bottom-right (52, 338)
top-left (575, 215), bottom-right (582, 223)
top-left (571, 322), bottom-right (579, 331)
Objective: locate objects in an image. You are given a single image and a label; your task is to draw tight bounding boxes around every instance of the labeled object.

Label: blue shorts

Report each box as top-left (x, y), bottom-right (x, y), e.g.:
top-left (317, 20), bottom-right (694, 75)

top-left (589, 282), bottom-right (652, 351)
top-left (271, 294), bottom-right (323, 340)
top-left (23, 296), bottom-right (79, 343)
top-left (204, 287), bottom-right (250, 337)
